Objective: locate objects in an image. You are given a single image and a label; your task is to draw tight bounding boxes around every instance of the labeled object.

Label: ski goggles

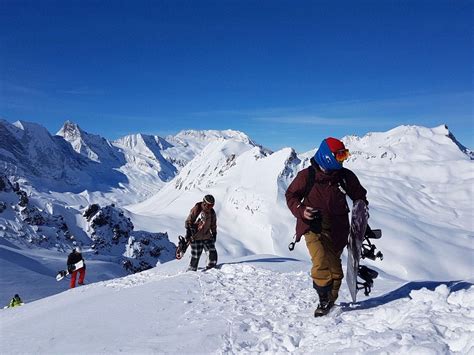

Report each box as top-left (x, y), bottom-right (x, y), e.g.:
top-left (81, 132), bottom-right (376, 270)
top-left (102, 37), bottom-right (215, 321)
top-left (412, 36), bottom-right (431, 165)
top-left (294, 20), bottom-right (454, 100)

top-left (203, 202), bottom-right (214, 208)
top-left (333, 148), bottom-right (350, 162)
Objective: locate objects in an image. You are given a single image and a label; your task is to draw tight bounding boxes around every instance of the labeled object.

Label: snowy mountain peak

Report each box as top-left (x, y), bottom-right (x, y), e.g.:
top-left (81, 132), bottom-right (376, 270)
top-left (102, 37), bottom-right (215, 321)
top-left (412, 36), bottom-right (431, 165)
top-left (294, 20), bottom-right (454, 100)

top-left (0, 119), bottom-right (85, 181)
top-left (341, 124), bottom-right (472, 164)
top-left (12, 120), bottom-right (57, 146)
top-left (168, 129), bottom-right (256, 147)
top-left (57, 120), bottom-right (119, 164)
top-left (113, 133), bottom-right (171, 152)
top-left (56, 120), bottom-right (84, 140)
top-left (172, 139), bottom-right (255, 191)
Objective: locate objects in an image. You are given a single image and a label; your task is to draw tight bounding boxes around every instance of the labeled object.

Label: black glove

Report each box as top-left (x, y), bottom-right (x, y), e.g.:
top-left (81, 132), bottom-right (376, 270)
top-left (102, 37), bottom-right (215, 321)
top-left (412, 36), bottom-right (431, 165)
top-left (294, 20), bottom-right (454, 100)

top-left (185, 228), bottom-right (195, 242)
top-left (185, 228), bottom-right (192, 239)
top-left (186, 226), bottom-right (197, 238)
top-left (211, 232), bottom-right (217, 242)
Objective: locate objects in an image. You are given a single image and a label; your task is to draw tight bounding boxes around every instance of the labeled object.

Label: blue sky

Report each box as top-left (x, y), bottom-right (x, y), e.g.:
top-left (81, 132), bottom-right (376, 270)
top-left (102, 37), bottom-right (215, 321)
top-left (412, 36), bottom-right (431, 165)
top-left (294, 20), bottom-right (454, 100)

top-left (1, 0), bottom-right (472, 152)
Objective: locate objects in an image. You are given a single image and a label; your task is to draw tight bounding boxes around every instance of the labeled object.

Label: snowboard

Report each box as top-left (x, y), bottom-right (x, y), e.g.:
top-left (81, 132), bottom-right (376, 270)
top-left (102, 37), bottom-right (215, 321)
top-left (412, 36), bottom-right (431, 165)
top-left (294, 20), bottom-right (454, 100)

top-left (175, 235), bottom-right (191, 260)
top-left (346, 200), bottom-right (369, 303)
top-left (346, 201), bottom-right (384, 302)
top-left (56, 260), bottom-right (84, 281)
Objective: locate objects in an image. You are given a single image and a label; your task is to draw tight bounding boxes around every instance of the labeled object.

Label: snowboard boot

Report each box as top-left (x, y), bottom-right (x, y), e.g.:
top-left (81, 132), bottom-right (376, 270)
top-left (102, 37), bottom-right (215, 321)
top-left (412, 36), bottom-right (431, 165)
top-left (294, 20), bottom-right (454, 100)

top-left (330, 279), bottom-right (342, 303)
top-left (314, 283), bottom-right (335, 317)
top-left (314, 301), bottom-right (334, 317)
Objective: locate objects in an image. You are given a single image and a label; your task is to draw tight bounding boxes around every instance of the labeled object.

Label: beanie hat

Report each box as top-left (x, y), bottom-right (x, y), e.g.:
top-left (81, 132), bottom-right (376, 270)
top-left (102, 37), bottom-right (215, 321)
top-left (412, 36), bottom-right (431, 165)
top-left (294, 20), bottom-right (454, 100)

top-left (314, 137), bottom-right (346, 171)
top-left (203, 194), bottom-right (215, 205)
top-left (325, 137), bottom-right (345, 153)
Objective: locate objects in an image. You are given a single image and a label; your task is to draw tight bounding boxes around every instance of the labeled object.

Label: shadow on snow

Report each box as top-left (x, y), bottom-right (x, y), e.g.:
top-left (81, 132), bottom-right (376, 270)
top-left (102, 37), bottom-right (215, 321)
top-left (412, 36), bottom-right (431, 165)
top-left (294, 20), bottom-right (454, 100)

top-left (341, 280), bottom-right (473, 312)
top-left (222, 256), bottom-right (301, 265)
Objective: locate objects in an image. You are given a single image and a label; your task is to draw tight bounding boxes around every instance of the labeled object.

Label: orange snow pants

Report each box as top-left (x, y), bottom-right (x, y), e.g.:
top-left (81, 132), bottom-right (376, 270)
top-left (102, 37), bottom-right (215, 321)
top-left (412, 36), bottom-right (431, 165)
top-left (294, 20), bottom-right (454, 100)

top-left (304, 231), bottom-right (344, 302)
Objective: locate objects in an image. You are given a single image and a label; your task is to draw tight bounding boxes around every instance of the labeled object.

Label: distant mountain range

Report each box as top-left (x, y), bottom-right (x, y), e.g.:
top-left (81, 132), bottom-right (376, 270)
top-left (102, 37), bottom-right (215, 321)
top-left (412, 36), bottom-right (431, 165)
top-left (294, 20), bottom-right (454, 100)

top-left (2, 120), bottom-right (470, 202)
top-left (1, 119), bottom-right (472, 290)
top-left (0, 119), bottom-right (259, 205)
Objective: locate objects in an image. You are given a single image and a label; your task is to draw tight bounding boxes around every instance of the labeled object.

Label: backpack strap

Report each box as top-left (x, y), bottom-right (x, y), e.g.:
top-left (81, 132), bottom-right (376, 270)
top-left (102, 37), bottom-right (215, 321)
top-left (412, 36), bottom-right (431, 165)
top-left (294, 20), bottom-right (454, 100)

top-left (192, 202), bottom-right (203, 223)
top-left (337, 170), bottom-right (347, 195)
top-left (290, 165), bottom-right (316, 251)
top-left (303, 165), bottom-right (316, 202)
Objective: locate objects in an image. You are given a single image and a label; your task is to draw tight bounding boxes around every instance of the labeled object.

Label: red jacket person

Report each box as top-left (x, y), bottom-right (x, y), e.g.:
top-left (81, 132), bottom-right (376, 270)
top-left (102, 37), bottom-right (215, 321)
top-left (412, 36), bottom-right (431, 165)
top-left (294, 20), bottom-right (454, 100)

top-left (285, 137), bottom-right (368, 317)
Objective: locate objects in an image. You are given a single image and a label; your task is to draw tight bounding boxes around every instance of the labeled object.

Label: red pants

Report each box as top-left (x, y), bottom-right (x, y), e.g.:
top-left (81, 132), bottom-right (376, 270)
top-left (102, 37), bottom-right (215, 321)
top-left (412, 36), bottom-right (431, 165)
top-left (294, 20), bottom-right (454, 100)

top-left (70, 267), bottom-right (86, 288)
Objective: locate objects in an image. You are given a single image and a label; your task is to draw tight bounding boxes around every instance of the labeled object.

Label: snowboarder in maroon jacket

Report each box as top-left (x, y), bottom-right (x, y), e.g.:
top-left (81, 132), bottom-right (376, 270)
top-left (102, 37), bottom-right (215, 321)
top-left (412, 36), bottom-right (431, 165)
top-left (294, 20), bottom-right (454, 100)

top-left (67, 246), bottom-right (86, 288)
top-left (285, 137), bottom-right (368, 316)
top-left (185, 195), bottom-right (218, 271)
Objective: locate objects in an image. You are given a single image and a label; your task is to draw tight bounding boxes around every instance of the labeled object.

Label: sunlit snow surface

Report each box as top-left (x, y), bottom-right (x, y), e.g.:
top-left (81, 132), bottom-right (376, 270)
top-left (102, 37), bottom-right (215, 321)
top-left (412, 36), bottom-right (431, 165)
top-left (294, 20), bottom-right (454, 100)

top-left (1, 257), bottom-right (472, 354)
top-left (1, 123), bottom-right (473, 353)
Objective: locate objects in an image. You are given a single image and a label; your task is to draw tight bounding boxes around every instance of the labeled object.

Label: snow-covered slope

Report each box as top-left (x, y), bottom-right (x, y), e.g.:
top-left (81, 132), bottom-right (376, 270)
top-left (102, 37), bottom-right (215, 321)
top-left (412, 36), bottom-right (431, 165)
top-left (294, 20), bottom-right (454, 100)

top-left (342, 125), bottom-right (473, 281)
top-left (0, 119), bottom-right (86, 185)
top-left (129, 124), bottom-right (473, 283)
top-left (342, 124), bottom-right (473, 164)
top-left (130, 139), bottom-right (302, 258)
top-left (0, 173), bottom-right (175, 303)
top-left (1, 257), bottom-right (472, 354)
top-left (1, 121), bottom-right (473, 353)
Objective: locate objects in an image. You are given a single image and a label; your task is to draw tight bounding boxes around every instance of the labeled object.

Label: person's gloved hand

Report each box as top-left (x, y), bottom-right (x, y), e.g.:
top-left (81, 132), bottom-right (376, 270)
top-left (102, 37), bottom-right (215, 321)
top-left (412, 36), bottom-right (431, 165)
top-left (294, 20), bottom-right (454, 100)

top-left (303, 207), bottom-right (316, 220)
top-left (185, 227), bottom-right (196, 242)
top-left (211, 232), bottom-right (217, 242)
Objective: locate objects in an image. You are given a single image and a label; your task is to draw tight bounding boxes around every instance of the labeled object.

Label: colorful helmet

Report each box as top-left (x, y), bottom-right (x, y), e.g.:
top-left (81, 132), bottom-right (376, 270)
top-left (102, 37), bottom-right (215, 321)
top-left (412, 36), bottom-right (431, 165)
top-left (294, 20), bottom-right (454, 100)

top-left (314, 137), bottom-right (349, 171)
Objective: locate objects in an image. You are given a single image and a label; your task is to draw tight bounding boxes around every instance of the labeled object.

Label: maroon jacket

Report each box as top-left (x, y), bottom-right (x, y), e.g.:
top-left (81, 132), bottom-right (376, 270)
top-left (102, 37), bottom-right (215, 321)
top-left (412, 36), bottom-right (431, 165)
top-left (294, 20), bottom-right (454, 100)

top-left (285, 158), bottom-right (367, 252)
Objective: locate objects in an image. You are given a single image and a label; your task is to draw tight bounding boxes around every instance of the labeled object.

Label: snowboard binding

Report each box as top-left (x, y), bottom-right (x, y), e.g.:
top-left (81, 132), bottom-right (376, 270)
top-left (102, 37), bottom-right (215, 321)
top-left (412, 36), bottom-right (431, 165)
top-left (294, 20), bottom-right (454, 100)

top-left (356, 225), bottom-right (383, 296)
top-left (175, 235), bottom-right (191, 260)
top-left (357, 265), bottom-right (379, 296)
top-left (361, 226), bottom-right (383, 261)
top-left (55, 270), bottom-right (69, 281)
